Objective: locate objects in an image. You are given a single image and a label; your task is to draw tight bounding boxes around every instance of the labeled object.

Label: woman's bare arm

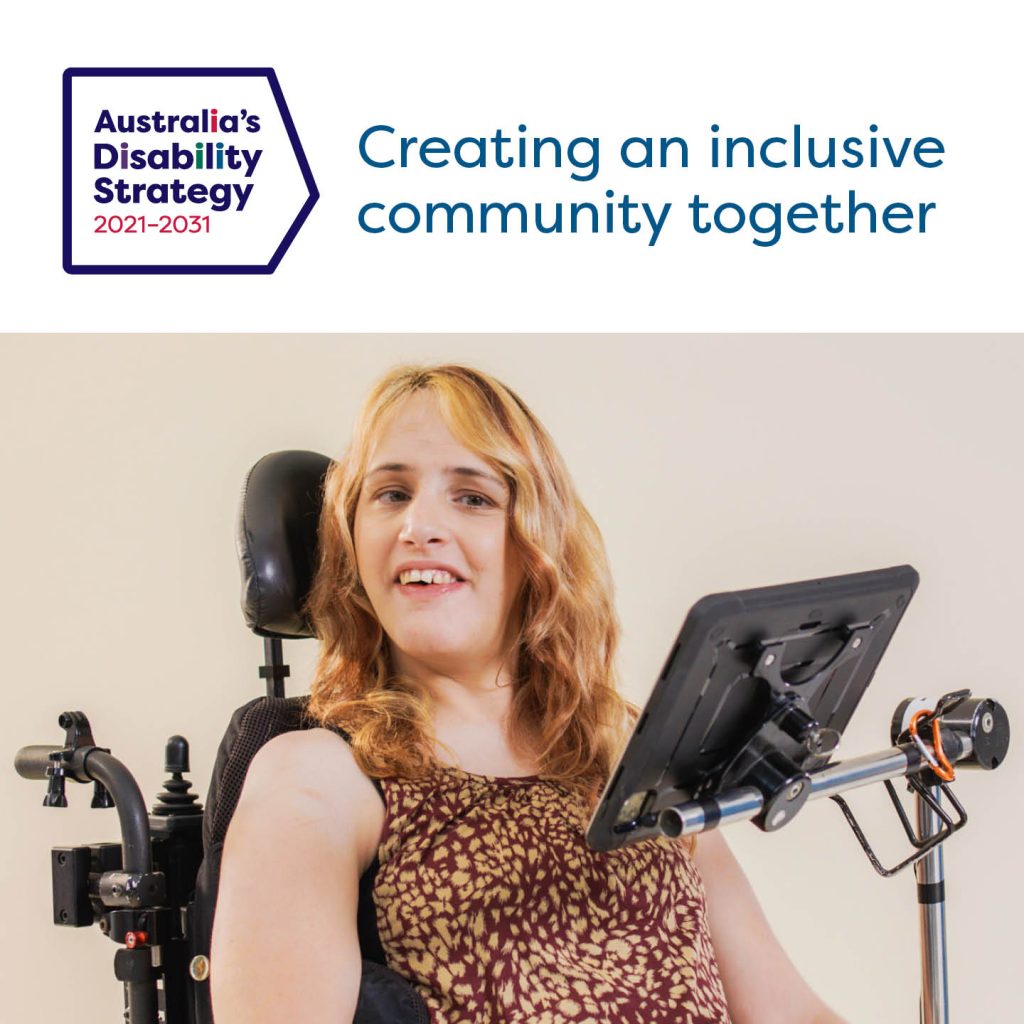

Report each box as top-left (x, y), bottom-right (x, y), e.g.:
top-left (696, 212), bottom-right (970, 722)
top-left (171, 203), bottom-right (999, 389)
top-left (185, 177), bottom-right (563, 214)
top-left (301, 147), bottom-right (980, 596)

top-left (210, 728), bottom-right (385, 1024)
top-left (695, 832), bottom-right (846, 1024)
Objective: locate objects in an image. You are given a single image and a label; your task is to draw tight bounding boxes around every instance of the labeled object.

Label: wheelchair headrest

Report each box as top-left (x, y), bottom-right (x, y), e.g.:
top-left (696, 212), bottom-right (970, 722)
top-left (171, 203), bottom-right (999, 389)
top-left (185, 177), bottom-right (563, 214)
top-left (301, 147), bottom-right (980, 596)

top-left (236, 450), bottom-right (332, 639)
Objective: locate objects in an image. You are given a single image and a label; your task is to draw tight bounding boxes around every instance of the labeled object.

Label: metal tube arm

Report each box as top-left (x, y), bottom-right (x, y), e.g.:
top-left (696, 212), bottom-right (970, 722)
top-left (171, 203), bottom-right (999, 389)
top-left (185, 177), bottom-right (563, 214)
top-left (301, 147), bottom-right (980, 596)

top-left (660, 734), bottom-right (972, 839)
top-left (80, 749), bottom-right (153, 875)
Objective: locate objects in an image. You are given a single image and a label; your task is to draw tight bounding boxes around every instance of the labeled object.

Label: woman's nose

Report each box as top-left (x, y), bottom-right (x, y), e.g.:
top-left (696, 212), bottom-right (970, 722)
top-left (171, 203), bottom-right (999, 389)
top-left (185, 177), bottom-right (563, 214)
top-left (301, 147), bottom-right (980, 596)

top-left (398, 493), bottom-right (450, 547)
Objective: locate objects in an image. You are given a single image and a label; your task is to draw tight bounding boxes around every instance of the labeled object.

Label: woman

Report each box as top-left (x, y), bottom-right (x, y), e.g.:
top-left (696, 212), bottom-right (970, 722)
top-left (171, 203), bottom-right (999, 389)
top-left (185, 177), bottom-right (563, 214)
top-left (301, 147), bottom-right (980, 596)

top-left (211, 364), bottom-right (844, 1024)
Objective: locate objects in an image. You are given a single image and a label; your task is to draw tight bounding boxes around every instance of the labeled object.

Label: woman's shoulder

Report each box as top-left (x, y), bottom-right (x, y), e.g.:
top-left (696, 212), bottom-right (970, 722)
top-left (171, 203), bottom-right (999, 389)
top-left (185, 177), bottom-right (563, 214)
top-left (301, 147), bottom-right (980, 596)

top-left (236, 726), bottom-right (384, 869)
top-left (244, 726), bottom-right (376, 800)
top-left (249, 724), bottom-right (358, 775)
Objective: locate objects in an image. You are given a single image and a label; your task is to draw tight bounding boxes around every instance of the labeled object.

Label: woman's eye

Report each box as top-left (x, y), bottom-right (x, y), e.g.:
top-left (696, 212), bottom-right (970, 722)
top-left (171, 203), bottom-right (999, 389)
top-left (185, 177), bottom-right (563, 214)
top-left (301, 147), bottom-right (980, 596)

top-left (377, 488), bottom-right (409, 503)
top-left (458, 492), bottom-right (494, 508)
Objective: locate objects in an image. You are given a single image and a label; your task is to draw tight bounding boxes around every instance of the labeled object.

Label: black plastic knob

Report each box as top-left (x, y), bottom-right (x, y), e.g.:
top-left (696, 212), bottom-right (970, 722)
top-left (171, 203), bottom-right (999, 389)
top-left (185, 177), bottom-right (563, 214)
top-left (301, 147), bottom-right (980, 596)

top-left (164, 736), bottom-right (190, 775)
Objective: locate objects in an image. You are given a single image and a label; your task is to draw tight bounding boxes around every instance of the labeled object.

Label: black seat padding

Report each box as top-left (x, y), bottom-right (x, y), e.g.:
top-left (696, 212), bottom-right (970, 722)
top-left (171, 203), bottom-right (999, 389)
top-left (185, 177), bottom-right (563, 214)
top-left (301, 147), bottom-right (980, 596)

top-left (191, 695), bottom-right (429, 1024)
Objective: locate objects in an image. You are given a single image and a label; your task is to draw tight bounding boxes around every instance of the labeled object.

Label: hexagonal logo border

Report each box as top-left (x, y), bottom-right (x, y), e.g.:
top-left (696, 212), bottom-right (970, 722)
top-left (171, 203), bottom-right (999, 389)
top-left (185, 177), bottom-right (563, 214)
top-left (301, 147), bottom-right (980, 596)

top-left (62, 67), bottom-right (319, 274)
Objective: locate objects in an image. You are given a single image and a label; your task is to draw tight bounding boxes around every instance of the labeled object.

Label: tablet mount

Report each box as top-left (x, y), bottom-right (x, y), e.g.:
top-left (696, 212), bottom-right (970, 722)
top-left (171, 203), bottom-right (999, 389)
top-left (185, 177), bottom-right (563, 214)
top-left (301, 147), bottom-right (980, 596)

top-left (702, 624), bottom-right (872, 831)
top-left (588, 566), bottom-right (1010, 1024)
top-left (655, 687), bottom-right (1007, 1024)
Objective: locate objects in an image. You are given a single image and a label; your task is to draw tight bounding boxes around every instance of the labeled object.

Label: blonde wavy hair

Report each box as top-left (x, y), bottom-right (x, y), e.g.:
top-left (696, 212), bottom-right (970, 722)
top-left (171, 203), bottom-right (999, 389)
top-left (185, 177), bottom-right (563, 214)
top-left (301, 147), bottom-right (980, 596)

top-left (306, 364), bottom-right (633, 805)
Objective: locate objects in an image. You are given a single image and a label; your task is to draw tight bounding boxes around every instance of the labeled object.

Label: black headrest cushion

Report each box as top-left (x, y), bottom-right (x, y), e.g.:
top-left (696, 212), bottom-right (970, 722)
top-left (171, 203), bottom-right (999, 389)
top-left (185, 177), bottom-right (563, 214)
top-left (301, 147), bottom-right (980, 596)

top-left (236, 450), bottom-right (332, 638)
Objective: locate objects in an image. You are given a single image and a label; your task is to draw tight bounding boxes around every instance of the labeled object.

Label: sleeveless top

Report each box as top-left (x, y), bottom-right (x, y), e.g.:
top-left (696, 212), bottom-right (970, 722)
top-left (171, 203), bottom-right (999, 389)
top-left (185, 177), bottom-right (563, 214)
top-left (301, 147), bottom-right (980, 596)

top-left (371, 764), bottom-right (732, 1024)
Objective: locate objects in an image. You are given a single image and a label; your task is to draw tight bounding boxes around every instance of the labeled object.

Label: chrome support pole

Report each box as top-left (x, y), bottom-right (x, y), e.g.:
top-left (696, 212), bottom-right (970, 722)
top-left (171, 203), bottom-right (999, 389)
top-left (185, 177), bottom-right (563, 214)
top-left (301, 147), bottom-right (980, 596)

top-left (916, 785), bottom-right (949, 1024)
top-left (657, 738), bottom-right (973, 1024)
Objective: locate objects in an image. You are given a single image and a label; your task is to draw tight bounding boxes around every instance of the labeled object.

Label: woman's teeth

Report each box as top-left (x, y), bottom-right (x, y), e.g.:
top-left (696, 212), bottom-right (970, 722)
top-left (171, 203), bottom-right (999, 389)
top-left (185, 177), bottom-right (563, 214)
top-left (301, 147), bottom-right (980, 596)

top-left (398, 569), bottom-right (457, 585)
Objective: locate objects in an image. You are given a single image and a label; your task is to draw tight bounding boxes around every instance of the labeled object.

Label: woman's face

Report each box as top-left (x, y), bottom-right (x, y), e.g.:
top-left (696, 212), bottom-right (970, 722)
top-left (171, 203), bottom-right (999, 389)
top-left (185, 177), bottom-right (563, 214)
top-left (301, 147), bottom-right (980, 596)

top-left (353, 392), bottom-right (524, 681)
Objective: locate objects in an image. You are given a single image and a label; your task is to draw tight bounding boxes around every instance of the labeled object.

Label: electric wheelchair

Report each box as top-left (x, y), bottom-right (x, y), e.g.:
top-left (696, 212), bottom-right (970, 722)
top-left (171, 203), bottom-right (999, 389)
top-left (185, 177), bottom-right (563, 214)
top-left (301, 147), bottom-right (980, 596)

top-left (16, 452), bottom-right (1014, 1024)
top-left (16, 450), bottom-right (429, 1024)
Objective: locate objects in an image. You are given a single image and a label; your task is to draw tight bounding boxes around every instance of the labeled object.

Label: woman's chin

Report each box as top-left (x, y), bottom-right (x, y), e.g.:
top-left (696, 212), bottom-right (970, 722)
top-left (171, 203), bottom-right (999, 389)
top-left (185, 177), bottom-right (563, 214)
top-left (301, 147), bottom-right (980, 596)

top-left (391, 635), bottom-right (495, 678)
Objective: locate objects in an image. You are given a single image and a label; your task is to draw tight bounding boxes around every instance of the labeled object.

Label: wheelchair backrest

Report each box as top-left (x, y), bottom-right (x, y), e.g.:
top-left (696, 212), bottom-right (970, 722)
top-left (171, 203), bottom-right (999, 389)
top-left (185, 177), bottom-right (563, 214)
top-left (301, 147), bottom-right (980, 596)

top-left (191, 694), bottom-right (427, 1024)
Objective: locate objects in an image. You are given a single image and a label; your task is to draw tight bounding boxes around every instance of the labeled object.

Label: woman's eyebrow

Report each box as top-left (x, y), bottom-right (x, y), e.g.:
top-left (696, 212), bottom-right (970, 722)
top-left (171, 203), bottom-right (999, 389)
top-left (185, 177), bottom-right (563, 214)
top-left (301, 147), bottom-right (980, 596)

top-left (365, 462), bottom-right (505, 489)
top-left (366, 462), bottom-right (410, 477)
top-left (447, 466), bottom-right (505, 488)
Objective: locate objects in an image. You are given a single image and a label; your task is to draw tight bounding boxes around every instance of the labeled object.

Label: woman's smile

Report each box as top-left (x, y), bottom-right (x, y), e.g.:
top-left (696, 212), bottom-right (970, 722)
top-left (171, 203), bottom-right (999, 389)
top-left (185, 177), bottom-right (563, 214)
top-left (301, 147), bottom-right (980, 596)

top-left (394, 565), bottom-right (467, 600)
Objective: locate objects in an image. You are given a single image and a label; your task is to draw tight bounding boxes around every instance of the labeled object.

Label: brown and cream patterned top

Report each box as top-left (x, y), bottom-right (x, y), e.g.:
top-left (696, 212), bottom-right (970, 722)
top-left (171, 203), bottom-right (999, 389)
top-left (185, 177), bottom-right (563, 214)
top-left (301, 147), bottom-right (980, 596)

top-left (373, 765), bottom-right (732, 1024)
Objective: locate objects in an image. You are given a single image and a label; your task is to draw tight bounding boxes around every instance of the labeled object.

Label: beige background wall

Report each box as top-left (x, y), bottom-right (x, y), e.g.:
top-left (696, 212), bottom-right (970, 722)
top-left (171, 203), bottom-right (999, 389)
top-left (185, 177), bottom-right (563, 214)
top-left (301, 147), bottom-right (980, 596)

top-left (3, 334), bottom-right (1020, 1021)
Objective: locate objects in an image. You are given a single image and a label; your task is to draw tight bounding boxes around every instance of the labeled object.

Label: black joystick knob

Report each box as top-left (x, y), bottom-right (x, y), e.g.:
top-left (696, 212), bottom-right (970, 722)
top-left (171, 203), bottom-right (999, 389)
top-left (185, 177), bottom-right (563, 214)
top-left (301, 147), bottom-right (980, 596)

top-left (164, 735), bottom-right (190, 775)
top-left (151, 736), bottom-right (202, 818)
